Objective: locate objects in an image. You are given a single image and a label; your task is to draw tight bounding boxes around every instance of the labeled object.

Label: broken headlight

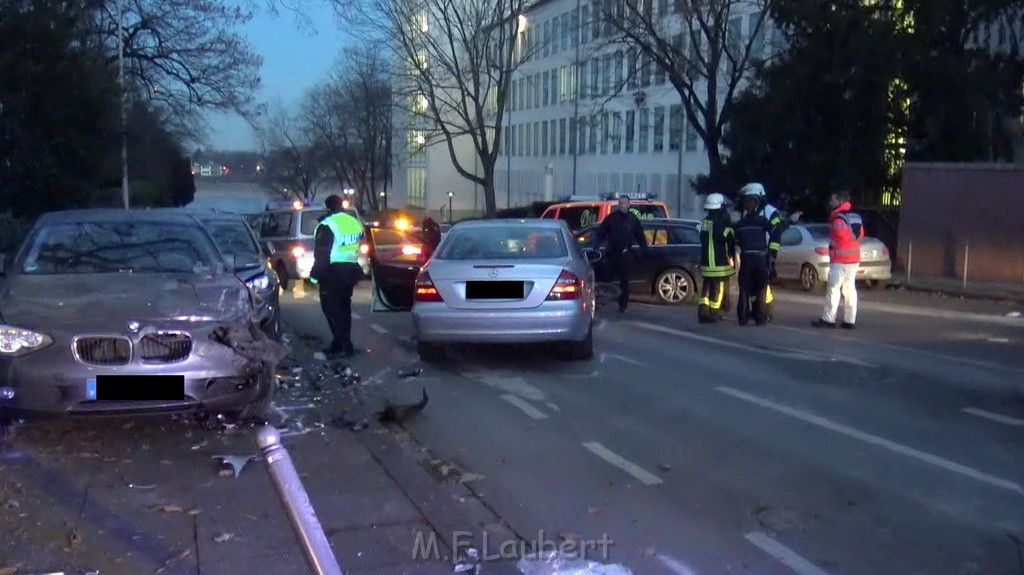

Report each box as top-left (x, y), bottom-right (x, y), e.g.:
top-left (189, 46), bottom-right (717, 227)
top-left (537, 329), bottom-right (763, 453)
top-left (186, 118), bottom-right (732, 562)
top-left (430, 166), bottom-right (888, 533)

top-left (245, 273), bottom-right (272, 292)
top-left (0, 325), bottom-right (52, 355)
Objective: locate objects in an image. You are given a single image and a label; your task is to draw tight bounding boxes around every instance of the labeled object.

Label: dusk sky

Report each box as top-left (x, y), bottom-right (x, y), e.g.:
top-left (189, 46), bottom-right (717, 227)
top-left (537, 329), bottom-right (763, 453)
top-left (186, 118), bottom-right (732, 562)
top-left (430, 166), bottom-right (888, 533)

top-left (204, 2), bottom-right (350, 151)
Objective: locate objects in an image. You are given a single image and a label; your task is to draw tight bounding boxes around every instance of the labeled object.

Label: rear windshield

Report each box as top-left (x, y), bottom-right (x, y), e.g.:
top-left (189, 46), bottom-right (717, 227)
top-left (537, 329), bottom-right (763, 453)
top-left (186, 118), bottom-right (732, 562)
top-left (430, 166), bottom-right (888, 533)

top-left (300, 209), bottom-right (329, 235)
top-left (805, 225), bottom-right (830, 241)
top-left (628, 204), bottom-right (669, 220)
top-left (434, 226), bottom-right (568, 260)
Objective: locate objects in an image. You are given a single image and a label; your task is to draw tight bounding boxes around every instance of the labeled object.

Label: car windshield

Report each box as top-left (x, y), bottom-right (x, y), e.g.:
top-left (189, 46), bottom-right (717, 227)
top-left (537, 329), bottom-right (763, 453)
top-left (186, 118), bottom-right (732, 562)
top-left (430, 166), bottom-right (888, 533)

top-left (199, 218), bottom-right (260, 263)
top-left (20, 221), bottom-right (220, 275)
top-left (435, 226), bottom-right (568, 260)
top-left (805, 225), bottom-right (831, 241)
top-left (300, 209), bottom-right (329, 235)
top-left (628, 204), bottom-right (669, 219)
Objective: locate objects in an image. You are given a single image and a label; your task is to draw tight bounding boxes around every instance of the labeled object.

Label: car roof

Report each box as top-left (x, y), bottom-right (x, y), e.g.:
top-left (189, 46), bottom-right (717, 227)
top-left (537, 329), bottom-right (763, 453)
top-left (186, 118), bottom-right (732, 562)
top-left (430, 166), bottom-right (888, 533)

top-left (454, 218), bottom-right (566, 229)
top-left (35, 208), bottom-right (204, 225)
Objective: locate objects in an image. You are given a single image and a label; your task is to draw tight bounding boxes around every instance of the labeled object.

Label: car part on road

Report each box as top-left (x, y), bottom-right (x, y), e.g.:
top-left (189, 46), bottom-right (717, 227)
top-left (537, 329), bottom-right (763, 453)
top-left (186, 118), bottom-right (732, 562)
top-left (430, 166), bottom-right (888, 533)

top-left (377, 387), bottom-right (429, 424)
top-left (257, 425), bottom-right (344, 575)
top-left (800, 263), bottom-right (821, 292)
top-left (654, 268), bottom-right (695, 304)
top-left (517, 550), bottom-right (632, 574)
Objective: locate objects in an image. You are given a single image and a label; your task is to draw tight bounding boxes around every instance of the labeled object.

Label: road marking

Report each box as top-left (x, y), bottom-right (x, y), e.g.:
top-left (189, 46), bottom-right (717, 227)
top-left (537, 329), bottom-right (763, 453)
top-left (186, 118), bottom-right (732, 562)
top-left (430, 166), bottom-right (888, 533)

top-left (656, 554), bottom-right (698, 575)
top-left (606, 352), bottom-right (647, 367)
top-left (600, 352), bottom-right (607, 363)
top-left (352, 312), bottom-right (362, 320)
top-left (566, 370), bottom-right (599, 378)
top-left (717, 386), bottom-right (1024, 495)
top-left (276, 404), bottom-right (317, 411)
top-left (462, 372), bottom-right (547, 402)
top-left (987, 337), bottom-right (1010, 343)
top-left (369, 323), bottom-right (388, 334)
top-left (582, 442), bottom-right (663, 486)
top-left (962, 407), bottom-right (1024, 427)
top-left (501, 394), bottom-right (548, 420)
top-left (772, 324), bottom-right (1024, 376)
top-left (546, 402), bottom-right (561, 412)
top-left (744, 532), bottom-right (831, 575)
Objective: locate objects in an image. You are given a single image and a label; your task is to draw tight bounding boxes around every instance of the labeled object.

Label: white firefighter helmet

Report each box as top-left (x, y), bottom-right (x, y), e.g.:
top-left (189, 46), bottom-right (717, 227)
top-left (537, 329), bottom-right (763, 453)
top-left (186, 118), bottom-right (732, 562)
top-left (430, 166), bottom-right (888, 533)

top-left (704, 193), bottom-right (726, 210)
top-left (740, 182), bottom-right (766, 197)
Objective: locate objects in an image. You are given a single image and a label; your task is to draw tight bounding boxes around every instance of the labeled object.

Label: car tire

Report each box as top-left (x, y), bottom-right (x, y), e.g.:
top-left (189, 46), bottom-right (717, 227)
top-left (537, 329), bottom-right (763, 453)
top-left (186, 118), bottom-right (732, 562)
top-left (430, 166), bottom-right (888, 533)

top-left (275, 262), bottom-right (290, 292)
top-left (654, 268), bottom-right (696, 305)
top-left (237, 363), bottom-right (276, 422)
top-left (800, 264), bottom-right (821, 292)
top-left (567, 325), bottom-right (594, 361)
top-left (417, 341), bottom-right (446, 363)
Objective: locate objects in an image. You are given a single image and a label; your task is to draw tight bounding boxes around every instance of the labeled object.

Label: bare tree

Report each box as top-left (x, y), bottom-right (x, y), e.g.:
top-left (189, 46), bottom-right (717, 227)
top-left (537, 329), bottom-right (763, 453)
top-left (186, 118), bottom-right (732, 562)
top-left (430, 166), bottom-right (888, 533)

top-left (302, 47), bottom-right (393, 213)
top-left (599, 0), bottom-right (773, 185)
top-left (259, 103), bottom-right (333, 202)
top-left (90, 0), bottom-right (263, 137)
top-left (334, 0), bottom-right (533, 215)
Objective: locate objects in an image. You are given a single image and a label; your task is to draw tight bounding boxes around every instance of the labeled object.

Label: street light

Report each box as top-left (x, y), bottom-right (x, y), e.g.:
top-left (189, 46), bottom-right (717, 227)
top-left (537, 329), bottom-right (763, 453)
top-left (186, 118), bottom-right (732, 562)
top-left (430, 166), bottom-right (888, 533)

top-left (379, 191), bottom-right (387, 211)
top-left (447, 191), bottom-right (454, 224)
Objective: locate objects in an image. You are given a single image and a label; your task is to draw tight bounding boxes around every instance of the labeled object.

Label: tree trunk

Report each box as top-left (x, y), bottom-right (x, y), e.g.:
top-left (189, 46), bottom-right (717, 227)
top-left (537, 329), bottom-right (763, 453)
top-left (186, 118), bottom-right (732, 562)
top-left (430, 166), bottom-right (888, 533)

top-left (481, 161), bottom-right (497, 216)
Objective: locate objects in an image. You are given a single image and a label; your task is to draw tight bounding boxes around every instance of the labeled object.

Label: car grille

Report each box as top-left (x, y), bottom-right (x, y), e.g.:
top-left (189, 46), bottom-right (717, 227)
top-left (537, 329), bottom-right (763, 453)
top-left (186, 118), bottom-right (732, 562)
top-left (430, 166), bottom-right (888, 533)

top-left (138, 333), bottom-right (193, 363)
top-left (75, 336), bottom-right (132, 366)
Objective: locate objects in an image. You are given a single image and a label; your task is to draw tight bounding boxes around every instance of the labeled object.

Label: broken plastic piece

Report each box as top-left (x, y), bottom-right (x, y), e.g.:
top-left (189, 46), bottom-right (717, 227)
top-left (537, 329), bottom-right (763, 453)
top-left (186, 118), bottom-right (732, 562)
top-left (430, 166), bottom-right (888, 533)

top-left (127, 483), bottom-right (156, 490)
top-left (454, 547), bottom-right (481, 574)
top-left (212, 455), bottom-right (258, 478)
top-left (516, 551), bottom-right (633, 575)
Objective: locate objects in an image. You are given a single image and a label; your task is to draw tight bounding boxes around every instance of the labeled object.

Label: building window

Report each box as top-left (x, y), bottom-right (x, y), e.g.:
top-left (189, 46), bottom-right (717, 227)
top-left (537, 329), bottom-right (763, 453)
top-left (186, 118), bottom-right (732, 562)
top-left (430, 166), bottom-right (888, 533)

top-left (612, 112), bottom-right (623, 154)
top-left (571, 8), bottom-right (579, 47)
top-left (534, 74), bottom-right (541, 108)
top-left (658, 0), bottom-right (667, 17)
top-left (408, 130), bottom-right (426, 161)
top-left (639, 53), bottom-right (651, 87)
top-left (625, 110), bottom-right (635, 153)
top-left (600, 112), bottom-right (609, 154)
top-left (602, 55), bottom-right (611, 96)
top-left (550, 70), bottom-right (558, 106)
top-left (534, 121), bottom-right (541, 156)
top-left (542, 121), bottom-right (549, 155)
top-left (526, 123), bottom-right (533, 156)
top-left (685, 120), bottom-right (698, 151)
top-left (654, 58), bottom-right (666, 85)
top-left (504, 128), bottom-right (510, 156)
top-left (543, 19), bottom-right (550, 57)
top-left (569, 117), bottom-right (577, 154)
top-left (559, 118), bottom-right (567, 155)
top-left (407, 167), bottom-right (426, 207)
top-left (581, 4), bottom-right (590, 44)
top-left (669, 104), bottom-right (682, 151)
top-left (543, 70), bottom-right (550, 106)
top-left (627, 49), bottom-right (637, 90)
top-left (614, 51), bottom-right (624, 90)
top-left (517, 124), bottom-right (524, 156)
top-left (580, 60), bottom-right (590, 99)
top-left (653, 106), bottom-right (665, 151)
top-left (577, 117), bottom-right (587, 154)
top-left (589, 113), bottom-right (599, 153)
top-left (638, 108), bottom-right (649, 152)
top-left (550, 120), bottom-right (557, 155)
top-left (561, 13), bottom-right (570, 52)
top-left (590, 61), bottom-right (599, 98)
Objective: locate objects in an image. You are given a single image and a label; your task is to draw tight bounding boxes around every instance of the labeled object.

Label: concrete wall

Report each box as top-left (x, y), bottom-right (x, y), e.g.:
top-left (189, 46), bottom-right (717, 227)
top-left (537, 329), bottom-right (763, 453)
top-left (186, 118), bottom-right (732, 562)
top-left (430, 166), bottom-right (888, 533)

top-left (898, 163), bottom-right (1024, 284)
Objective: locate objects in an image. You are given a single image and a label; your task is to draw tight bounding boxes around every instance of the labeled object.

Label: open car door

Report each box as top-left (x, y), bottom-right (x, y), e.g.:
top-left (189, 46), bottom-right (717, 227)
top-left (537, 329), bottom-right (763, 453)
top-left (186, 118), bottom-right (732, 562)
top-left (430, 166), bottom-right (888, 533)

top-left (366, 226), bottom-right (426, 312)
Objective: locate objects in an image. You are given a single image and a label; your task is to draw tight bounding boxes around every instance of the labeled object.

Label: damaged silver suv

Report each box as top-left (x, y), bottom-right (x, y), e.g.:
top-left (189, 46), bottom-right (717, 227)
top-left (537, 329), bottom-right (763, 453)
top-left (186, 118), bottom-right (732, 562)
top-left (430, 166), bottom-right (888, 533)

top-left (0, 209), bottom-right (285, 420)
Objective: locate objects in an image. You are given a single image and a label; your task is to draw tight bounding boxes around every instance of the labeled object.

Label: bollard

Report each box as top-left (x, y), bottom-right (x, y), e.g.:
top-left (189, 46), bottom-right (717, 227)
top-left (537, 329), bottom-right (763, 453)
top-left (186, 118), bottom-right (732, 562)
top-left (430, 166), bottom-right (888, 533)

top-left (963, 240), bottom-right (970, 291)
top-left (257, 425), bottom-right (344, 575)
top-left (906, 239), bottom-right (913, 284)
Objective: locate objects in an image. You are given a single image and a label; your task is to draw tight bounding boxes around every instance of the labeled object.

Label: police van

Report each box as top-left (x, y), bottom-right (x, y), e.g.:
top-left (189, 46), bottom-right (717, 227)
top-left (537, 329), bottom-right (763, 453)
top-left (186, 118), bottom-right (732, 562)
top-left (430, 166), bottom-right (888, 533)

top-left (248, 199), bottom-right (368, 290)
top-left (539, 193), bottom-right (670, 233)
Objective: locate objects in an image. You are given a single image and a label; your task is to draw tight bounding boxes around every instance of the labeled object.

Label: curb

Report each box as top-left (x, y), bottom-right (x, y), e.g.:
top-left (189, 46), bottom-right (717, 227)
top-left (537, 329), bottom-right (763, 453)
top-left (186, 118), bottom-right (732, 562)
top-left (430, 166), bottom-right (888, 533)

top-left (884, 279), bottom-right (1024, 305)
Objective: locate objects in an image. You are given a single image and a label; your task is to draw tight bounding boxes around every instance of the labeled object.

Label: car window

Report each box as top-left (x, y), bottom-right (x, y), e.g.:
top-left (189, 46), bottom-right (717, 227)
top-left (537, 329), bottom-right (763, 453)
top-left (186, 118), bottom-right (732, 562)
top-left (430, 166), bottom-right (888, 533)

top-left (200, 219), bottom-right (260, 259)
top-left (628, 204), bottom-right (669, 220)
top-left (667, 225), bottom-right (700, 245)
top-left (557, 206), bottom-right (599, 231)
top-left (805, 225), bottom-right (830, 241)
top-left (644, 226), bottom-right (670, 246)
top-left (434, 226), bottom-right (568, 260)
top-left (21, 221), bottom-right (220, 275)
top-left (300, 209), bottom-right (330, 235)
top-left (261, 212), bottom-right (293, 237)
top-left (781, 227), bottom-right (802, 246)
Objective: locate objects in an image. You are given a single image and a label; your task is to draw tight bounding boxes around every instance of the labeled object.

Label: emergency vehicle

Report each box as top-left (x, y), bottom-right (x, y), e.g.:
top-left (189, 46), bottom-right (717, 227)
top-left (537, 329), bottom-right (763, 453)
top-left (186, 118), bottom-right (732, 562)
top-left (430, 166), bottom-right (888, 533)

top-left (539, 193), bottom-right (670, 233)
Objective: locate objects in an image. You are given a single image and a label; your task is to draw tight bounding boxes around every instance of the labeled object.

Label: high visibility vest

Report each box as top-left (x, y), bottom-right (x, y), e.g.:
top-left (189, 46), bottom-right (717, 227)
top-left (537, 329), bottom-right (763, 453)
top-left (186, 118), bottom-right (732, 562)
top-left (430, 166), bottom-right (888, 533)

top-left (829, 208), bottom-right (863, 264)
top-left (315, 212), bottom-right (363, 265)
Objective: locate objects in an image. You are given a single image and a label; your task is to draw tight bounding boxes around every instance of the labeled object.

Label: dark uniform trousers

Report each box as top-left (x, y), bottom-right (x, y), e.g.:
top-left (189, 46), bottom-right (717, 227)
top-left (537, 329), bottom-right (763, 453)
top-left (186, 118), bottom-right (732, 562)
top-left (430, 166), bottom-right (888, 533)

top-left (698, 276), bottom-right (731, 323)
top-left (738, 252), bottom-right (770, 326)
top-left (318, 263), bottom-right (363, 352)
top-left (609, 249), bottom-right (633, 311)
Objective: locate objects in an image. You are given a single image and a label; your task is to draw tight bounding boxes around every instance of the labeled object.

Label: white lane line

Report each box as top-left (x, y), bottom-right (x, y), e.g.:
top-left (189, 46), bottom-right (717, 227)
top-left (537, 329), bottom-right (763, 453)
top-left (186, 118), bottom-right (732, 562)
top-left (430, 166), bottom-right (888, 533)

top-left (962, 407), bottom-right (1024, 427)
top-left (600, 352), bottom-right (607, 363)
top-left (656, 554), bottom-right (698, 575)
top-left (744, 532), bottom-right (831, 575)
top-left (717, 386), bottom-right (1024, 495)
top-left (501, 394), bottom-right (548, 420)
top-left (546, 402), bottom-right (561, 412)
top-left (606, 352), bottom-right (647, 368)
top-left (276, 404), bottom-right (317, 411)
top-left (352, 312), bottom-right (362, 320)
top-left (369, 323), bottom-right (388, 334)
top-left (631, 321), bottom-right (831, 363)
top-left (582, 441), bottom-right (663, 486)
top-left (987, 337), bottom-right (1010, 343)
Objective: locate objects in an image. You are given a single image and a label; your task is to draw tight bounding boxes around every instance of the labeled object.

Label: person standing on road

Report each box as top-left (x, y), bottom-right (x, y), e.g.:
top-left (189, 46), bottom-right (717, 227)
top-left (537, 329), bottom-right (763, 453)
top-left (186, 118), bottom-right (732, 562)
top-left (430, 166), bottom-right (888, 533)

top-left (812, 190), bottom-right (865, 329)
top-left (698, 193), bottom-right (736, 324)
top-left (421, 215), bottom-right (442, 258)
top-left (310, 194), bottom-right (365, 359)
top-left (734, 194), bottom-right (781, 326)
top-left (595, 195), bottom-right (648, 313)
top-left (739, 183), bottom-right (801, 321)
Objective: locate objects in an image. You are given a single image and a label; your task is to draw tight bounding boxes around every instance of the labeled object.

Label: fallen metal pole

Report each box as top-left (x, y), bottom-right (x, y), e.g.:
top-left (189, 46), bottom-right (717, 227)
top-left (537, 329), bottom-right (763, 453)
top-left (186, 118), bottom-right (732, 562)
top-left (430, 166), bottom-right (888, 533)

top-left (258, 425), bottom-right (343, 575)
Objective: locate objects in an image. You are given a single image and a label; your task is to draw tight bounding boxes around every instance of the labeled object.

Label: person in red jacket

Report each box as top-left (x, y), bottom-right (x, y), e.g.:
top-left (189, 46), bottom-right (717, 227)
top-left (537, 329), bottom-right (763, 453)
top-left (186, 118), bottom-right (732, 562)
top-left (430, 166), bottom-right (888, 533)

top-left (812, 190), bottom-right (865, 329)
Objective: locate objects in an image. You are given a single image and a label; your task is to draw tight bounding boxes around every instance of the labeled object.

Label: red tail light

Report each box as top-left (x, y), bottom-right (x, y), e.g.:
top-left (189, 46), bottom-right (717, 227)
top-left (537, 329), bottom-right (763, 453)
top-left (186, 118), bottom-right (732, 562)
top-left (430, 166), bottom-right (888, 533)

top-left (814, 247), bottom-right (829, 256)
top-left (547, 269), bottom-right (581, 300)
top-left (402, 244), bottom-right (422, 256)
top-left (414, 271), bottom-right (443, 302)
top-left (359, 243), bottom-right (370, 255)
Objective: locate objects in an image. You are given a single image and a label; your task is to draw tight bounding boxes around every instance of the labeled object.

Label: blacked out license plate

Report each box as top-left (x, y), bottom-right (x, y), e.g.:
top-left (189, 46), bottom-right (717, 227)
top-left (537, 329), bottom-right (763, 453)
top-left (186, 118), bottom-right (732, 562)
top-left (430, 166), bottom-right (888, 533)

top-left (466, 281), bottom-right (524, 300)
top-left (86, 375), bottom-right (186, 401)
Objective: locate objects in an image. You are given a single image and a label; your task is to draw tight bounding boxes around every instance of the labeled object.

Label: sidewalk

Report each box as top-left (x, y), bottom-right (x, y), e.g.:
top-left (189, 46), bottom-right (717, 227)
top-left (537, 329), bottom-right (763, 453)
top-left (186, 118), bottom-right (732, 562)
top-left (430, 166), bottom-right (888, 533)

top-left (888, 273), bottom-right (1024, 304)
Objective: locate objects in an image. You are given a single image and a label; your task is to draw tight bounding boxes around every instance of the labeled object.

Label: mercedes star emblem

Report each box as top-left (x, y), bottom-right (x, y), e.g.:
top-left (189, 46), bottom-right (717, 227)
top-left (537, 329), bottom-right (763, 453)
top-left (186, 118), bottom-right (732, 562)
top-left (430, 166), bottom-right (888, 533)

top-left (488, 268), bottom-right (499, 278)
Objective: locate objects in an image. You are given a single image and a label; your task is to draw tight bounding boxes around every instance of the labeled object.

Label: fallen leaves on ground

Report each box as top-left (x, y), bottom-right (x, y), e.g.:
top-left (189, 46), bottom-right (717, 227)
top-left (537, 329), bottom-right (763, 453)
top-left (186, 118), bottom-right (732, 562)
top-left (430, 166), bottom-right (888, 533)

top-left (213, 532), bottom-right (234, 543)
top-left (186, 508), bottom-right (202, 516)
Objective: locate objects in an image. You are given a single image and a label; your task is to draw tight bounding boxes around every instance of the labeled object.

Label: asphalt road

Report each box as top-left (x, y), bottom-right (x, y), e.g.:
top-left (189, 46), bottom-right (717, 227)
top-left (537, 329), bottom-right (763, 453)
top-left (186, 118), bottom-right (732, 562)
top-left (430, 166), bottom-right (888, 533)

top-left (282, 280), bottom-right (1024, 575)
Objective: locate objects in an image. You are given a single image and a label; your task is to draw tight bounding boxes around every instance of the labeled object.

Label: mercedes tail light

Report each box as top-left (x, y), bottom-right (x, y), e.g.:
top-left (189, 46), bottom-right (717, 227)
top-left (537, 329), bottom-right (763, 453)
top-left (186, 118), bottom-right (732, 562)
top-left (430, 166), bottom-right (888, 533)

top-left (814, 247), bottom-right (829, 256)
top-left (547, 269), bottom-right (581, 301)
top-left (414, 271), bottom-right (443, 302)
top-left (402, 244), bottom-right (423, 256)
top-left (882, 246), bottom-right (890, 257)
top-left (291, 245), bottom-right (306, 258)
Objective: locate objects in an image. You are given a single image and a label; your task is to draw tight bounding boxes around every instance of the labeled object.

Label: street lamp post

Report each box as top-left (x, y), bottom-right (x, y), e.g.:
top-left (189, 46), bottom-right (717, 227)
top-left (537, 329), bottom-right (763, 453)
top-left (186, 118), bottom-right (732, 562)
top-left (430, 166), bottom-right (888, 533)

top-left (380, 191), bottom-right (387, 212)
top-left (447, 191), bottom-right (454, 224)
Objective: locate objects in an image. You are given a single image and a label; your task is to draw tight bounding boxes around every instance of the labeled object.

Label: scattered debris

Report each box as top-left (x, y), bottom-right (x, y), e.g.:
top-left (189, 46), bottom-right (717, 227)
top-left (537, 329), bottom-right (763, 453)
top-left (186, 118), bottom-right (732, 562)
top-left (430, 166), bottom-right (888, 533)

top-left (186, 508), bottom-right (202, 516)
top-left (640, 546), bottom-right (657, 557)
top-left (517, 551), bottom-right (633, 575)
top-left (127, 482), bottom-right (157, 490)
top-left (1008, 311), bottom-right (1022, 318)
top-left (658, 463), bottom-right (672, 471)
top-left (458, 472), bottom-right (486, 484)
top-left (398, 367), bottom-right (423, 379)
top-left (586, 506), bottom-right (599, 514)
top-left (312, 352), bottom-right (327, 361)
top-left (152, 505), bottom-right (184, 513)
top-left (213, 532), bottom-right (234, 543)
top-left (377, 387), bottom-right (429, 424)
top-left (454, 547), bottom-right (481, 574)
top-left (3, 498), bottom-right (18, 510)
top-left (155, 548), bottom-right (191, 573)
top-left (69, 527), bottom-right (82, 547)
top-left (212, 455), bottom-right (258, 478)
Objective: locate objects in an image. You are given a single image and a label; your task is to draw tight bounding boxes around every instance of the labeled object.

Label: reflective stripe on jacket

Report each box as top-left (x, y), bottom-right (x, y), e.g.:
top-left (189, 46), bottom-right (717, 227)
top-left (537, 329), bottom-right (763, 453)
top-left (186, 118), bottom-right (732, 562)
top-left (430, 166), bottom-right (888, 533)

top-left (828, 203), bottom-right (864, 264)
top-left (700, 211), bottom-right (736, 278)
top-left (316, 212), bottom-right (363, 265)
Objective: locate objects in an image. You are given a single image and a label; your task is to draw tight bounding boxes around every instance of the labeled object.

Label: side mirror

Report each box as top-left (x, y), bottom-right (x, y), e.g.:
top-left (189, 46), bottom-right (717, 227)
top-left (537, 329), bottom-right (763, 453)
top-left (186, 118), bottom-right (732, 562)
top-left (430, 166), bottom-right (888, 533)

top-left (262, 242), bottom-right (275, 257)
top-left (584, 249), bottom-right (602, 263)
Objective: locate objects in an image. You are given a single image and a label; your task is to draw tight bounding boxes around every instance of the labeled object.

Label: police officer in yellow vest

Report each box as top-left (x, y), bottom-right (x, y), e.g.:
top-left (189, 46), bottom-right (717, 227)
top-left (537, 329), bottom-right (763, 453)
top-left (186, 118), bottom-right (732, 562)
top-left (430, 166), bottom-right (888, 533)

top-left (310, 195), bottom-right (364, 359)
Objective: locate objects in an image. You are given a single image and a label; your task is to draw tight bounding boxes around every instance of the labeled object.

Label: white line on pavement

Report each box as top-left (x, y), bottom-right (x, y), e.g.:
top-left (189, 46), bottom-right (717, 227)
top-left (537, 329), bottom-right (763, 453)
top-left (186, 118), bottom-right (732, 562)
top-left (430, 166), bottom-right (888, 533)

top-left (656, 554), bottom-right (698, 575)
top-left (369, 323), bottom-right (388, 334)
top-left (582, 441), bottom-right (663, 486)
top-left (276, 404), bottom-right (317, 411)
top-left (987, 337), bottom-right (1010, 343)
top-left (744, 532), bottom-right (831, 575)
top-left (961, 407), bottom-right (1024, 427)
top-left (600, 352), bottom-right (607, 363)
top-left (630, 321), bottom-right (853, 364)
top-left (606, 352), bottom-right (647, 367)
top-left (546, 402), bottom-right (562, 412)
top-left (352, 312), bottom-right (362, 320)
top-left (717, 386), bottom-right (1024, 495)
top-left (501, 394), bottom-right (548, 420)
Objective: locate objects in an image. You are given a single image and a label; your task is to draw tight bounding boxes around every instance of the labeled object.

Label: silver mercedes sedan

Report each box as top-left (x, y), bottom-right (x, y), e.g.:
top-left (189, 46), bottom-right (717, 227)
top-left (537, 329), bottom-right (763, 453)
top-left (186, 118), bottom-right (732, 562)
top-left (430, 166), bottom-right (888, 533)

top-left (366, 219), bottom-right (599, 362)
